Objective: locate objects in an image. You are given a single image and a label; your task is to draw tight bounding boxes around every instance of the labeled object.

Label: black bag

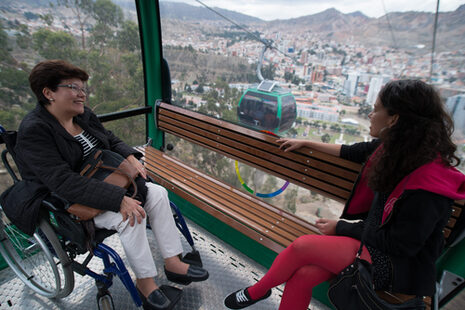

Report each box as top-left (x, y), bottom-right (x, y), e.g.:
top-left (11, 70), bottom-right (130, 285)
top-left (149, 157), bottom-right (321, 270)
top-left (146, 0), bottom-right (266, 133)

top-left (328, 253), bottom-right (426, 310)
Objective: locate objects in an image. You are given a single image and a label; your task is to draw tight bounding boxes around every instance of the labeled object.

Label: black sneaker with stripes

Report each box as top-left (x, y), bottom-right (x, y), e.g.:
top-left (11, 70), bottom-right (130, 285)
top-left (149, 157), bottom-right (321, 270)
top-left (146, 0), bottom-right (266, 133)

top-left (224, 287), bottom-right (272, 309)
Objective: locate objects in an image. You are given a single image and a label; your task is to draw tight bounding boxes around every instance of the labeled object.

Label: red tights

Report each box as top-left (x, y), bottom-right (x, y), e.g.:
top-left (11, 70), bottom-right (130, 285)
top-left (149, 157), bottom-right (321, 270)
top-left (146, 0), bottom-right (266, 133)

top-left (248, 235), bottom-right (372, 310)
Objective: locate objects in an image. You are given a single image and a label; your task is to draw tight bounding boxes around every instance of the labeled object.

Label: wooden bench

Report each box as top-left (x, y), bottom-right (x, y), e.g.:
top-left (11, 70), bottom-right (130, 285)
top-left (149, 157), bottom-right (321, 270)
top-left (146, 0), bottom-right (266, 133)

top-left (149, 102), bottom-right (465, 248)
top-left (142, 102), bottom-right (465, 308)
top-left (140, 102), bottom-right (370, 252)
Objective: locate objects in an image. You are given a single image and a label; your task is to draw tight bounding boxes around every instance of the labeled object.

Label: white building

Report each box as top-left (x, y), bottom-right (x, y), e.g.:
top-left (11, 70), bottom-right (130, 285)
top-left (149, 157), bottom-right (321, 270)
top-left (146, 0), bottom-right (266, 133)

top-left (366, 77), bottom-right (384, 106)
top-left (343, 72), bottom-right (359, 97)
top-left (446, 95), bottom-right (465, 136)
top-left (297, 104), bottom-right (339, 122)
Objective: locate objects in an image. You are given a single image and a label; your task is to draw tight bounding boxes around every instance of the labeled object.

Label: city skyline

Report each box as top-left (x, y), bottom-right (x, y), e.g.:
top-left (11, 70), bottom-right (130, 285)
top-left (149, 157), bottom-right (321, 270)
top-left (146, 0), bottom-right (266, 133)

top-left (160, 0), bottom-right (465, 20)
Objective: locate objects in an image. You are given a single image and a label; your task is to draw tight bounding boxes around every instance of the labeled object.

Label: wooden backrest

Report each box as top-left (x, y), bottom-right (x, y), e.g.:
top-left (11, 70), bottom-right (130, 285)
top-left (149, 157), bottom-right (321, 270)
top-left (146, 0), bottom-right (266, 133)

top-left (157, 102), bottom-right (360, 203)
top-left (156, 102), bottom-right (465, 247)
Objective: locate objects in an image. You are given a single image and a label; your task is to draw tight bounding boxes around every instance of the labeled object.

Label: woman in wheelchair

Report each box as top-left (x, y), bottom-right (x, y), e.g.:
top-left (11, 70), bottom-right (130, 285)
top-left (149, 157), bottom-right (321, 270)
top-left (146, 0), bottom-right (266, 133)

top-left (13, 59), bottom-right (209, 310)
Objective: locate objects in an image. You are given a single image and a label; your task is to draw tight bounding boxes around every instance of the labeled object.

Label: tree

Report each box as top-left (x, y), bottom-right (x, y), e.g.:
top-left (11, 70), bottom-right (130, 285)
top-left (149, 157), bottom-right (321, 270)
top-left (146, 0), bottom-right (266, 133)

top-left (117, 21), bottom-right (140, 52)
top-left (39, 13), bottom-right (53, 26)
top-left (55, 0), bottom-right (94, 50)
top-left (261, 63), bottom-right (275, 81)
top-left (358, 104), bottom-right (373, 118)
top-left (33, 29), bottom-right (78, 60)
top-left (0, 21), bottom-right (13, 64)
top-left (90, 0), bottom-right (123, 49)
top-left (284, 187), bottom-right (298, 213)
top-left (195, 84), bottom-right (204, 94)
top-left (15, 24), bottom-right (31, 49)
top-left (92, 0), bottom-right (123, 26)
top-left (284, 71), bottom-right (293, 82)
top-left (288, 127), bottom-right (298, 137)
top-left (321, 133), bottom-right (331, 143)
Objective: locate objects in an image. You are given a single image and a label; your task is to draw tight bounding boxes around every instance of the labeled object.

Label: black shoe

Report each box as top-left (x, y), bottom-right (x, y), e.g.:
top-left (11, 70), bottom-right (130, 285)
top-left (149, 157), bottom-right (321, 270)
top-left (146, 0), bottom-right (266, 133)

top-left (224, 287), bottom-right (272, 309)
top-left (164, 264), bottom-right (209, 285)
top-left (137, 285), bottom-right (182, 310)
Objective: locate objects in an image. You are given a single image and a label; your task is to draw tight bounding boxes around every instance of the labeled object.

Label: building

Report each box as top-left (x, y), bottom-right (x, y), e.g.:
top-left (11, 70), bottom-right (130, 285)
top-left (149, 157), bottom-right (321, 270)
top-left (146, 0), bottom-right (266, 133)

top-left (366, 76), bottom-right (384, 106)
top-left (311, 65), bottom-right (326, 84)
top-left (446, 95), bottom-right (465, 136)
top-left (343, 72), bottom-right (359, 97)
top-left (296, 103), bottom-right (339, 122)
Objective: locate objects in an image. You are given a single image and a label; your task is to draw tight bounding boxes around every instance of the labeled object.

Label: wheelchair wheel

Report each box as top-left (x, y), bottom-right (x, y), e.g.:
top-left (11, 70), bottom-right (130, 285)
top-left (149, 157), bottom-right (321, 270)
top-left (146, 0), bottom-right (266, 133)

top-left (0, 211), bottom-right (74, 298)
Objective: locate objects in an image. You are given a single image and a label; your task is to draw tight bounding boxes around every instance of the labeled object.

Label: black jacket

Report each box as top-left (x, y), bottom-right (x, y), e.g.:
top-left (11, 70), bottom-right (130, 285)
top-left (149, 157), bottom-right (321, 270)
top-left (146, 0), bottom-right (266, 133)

top-left (336, 141), bottom-right (455, 296)
top-left (13, 104), bottom-right (141, 232)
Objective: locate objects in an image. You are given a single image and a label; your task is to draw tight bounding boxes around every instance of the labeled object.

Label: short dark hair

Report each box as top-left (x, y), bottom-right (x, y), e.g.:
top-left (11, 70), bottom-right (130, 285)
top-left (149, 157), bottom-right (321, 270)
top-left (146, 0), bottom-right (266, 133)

top-left (29, 59), bottom-right (89, 106)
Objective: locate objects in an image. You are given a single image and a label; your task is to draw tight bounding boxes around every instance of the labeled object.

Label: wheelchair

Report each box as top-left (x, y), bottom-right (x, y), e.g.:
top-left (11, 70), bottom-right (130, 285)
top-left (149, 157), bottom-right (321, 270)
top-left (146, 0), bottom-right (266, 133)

top-left (0, 125), bottom-right (202, 309)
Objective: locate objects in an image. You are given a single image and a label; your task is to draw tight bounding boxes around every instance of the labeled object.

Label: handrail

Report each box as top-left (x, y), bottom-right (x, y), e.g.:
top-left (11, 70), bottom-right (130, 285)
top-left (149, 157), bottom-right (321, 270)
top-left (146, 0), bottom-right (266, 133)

top-left (97, 106), bottom-right (152, 123)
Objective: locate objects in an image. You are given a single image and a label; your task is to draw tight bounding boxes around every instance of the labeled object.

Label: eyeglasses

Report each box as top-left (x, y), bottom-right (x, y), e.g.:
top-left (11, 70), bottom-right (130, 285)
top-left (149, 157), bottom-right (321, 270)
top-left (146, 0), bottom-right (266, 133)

top-left (57, 84), bottom-right (88, 95)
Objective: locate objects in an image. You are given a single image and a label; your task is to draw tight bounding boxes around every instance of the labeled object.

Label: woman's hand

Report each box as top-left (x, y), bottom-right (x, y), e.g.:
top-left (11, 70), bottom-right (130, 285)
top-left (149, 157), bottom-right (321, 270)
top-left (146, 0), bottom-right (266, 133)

top-left (277, 138), bottom-right (307, 152)
top-left (127, 154), bottom-right (147, 179)
top-left (120, 196), bottom-right (146, 226)
top-left (316, 218), bottom-right (338, 235)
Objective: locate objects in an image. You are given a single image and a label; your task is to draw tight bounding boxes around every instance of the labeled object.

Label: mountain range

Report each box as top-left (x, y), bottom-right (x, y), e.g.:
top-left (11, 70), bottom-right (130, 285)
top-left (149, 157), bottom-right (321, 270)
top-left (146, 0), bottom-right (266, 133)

top-left (159, 2), bottom-right (465, 52)
top-left (6, 0), bottom-right (465, 52)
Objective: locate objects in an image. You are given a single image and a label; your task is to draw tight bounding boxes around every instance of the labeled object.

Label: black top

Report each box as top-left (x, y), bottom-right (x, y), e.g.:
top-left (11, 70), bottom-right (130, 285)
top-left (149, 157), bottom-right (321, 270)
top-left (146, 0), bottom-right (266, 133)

top-left (15, 104), bottom-right (141, 213)
top-left (336, 141), bottom-right (452, 296)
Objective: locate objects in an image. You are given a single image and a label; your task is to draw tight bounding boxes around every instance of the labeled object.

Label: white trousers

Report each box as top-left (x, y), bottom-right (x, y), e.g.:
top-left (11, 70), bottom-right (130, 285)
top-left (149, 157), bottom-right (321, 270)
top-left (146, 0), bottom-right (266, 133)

top-left (93, 183), bottom-right (183, 279)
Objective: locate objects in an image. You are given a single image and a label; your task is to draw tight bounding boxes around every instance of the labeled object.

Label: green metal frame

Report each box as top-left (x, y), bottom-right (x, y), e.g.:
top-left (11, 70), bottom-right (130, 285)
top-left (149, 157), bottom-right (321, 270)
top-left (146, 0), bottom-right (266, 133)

top-left (136, 1), bottom-right (465, 308)
top-left (136, 0), bottom-right (164, 150)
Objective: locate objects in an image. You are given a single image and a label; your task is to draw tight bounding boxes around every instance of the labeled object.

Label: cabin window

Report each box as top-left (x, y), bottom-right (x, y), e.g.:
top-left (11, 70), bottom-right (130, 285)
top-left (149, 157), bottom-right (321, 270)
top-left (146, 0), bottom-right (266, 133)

top-left (0, 0), bottom-right (145, 192)
top-left (280, 95), bottom-right (297, 131)
top-left (0, 0), bottom-right (145, 145)
top-left (159, 1), bottom-right (346, 223)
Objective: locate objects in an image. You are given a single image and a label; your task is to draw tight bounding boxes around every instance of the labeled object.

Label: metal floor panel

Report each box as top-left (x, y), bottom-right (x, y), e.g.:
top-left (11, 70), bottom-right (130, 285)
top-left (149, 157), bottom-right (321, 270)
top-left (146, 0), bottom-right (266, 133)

top-left (0, 218), bottom-right (330, 310)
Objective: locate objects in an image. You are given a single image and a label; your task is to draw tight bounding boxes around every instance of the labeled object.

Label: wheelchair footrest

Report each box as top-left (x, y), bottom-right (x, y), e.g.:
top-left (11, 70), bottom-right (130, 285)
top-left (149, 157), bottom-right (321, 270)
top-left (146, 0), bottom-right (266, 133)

top-left (181, 250), bottom-right (202, 267)
top-left (159, 285), bottom-right (182, 310)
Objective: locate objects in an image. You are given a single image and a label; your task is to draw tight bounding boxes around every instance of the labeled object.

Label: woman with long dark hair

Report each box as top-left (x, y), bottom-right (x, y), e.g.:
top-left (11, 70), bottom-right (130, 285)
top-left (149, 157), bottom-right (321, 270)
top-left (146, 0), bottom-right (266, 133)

top-left (224, 79), bottom-right (465, 309)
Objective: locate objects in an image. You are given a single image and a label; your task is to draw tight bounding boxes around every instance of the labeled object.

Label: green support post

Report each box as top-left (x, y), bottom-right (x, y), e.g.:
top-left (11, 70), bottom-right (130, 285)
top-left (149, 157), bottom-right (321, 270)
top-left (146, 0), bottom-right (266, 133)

top-left (136, 0), bottom-right (164, 150)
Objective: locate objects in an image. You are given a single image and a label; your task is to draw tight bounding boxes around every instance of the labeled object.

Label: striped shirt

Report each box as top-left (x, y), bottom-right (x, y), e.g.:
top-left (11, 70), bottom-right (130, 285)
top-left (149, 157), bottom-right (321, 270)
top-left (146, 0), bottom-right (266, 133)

top-left (74, 130), bottom-right (104, 158)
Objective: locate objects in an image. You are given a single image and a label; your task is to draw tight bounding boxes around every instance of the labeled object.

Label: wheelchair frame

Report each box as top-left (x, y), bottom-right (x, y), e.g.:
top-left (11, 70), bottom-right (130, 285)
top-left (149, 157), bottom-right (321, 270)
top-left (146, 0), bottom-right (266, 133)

top-left (0, 126), bottom-right (201, 309)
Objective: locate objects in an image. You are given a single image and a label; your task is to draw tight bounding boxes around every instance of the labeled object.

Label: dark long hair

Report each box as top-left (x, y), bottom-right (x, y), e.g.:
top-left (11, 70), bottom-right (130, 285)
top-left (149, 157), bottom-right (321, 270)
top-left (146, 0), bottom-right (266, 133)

top-left (368, 79), bottom-right (460, 193)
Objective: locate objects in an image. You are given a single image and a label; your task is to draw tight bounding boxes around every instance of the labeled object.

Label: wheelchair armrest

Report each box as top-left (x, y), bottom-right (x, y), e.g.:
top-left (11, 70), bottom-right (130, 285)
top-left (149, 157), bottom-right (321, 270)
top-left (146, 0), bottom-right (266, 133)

top-left (42, 193), bottom-right (71, 213)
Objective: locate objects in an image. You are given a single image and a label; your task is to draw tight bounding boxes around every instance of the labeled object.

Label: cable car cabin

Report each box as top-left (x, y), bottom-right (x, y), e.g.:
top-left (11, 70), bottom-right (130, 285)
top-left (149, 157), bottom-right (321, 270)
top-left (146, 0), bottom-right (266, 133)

top-left (238, 80), bottom-right (297, 133)
top-left (1, 0), bottom-right (465, 309)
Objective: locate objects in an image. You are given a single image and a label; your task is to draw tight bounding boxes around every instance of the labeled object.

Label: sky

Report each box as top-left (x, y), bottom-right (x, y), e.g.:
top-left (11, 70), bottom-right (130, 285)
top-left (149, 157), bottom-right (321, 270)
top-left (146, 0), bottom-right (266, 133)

top-left (161, 0), bottom-right (465, 20)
